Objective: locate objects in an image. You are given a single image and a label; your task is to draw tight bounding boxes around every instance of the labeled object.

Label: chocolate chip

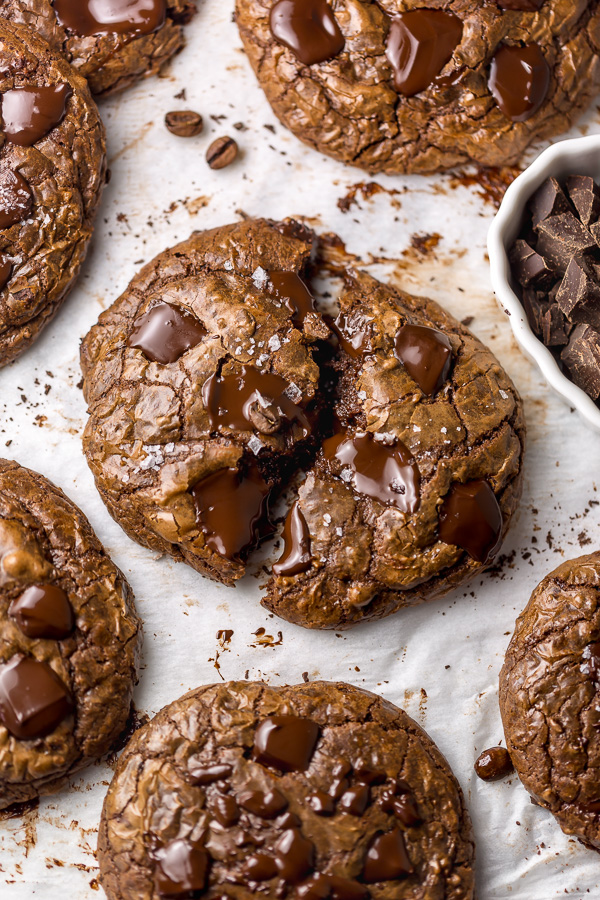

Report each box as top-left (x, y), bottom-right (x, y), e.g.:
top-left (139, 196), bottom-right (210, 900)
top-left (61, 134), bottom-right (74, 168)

top-left (253, 715), bottom-right (320, 772)
top-left (206, 136), bottom-right (238, 170)
top-left (1, 84), bottom-right (73, 146)
top-left (488, 43), bottom-right (550, 123)
top-left (561, 324), bottom-right (600, 399)
top-left (474, 746), bottom-right (514, 781)
top-left (270, 0), bottom-right (345, 66)
top-left (385, 10), bottom-right (462, 97)
top-left (164, 110), bottom-right (204, 137)
top-left (8, 584), bottom-right (74, 640)
top-left (362, 828), bottom-right (414, 882)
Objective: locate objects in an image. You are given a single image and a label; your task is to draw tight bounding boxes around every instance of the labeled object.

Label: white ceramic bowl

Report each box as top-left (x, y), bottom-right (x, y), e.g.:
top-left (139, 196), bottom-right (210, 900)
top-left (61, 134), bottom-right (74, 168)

top-left (488, 134), bottom-right (600, 432)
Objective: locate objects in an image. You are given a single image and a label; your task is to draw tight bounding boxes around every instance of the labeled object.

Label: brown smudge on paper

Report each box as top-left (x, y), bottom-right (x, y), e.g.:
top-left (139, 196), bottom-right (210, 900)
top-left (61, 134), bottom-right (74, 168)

top-left (337, 181), bottom-right (403, 213)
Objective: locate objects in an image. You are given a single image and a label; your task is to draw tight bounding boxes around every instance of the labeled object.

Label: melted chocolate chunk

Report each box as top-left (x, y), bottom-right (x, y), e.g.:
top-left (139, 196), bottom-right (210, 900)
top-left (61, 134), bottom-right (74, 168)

top-left (308, 790), bottom-right (335, 817)
top-left (392, 793), bottom-right (421, 827)
top-left (191, 466), bottom-right (272, 561)
top-left (187, 763), bottom-right (233, 785)
top-left (298, 873), bottom-right (369, 900)
top-left (270, 0), bottom-right (345, 66)
top-left (210, 793), bottom-right (240, 827)
top-left (386, 10), bottom-right (463, 97)
top-left (488, 43), bottom-right (550, 123)
top-left (54, 0), bottom-right (166, 38)
top-left (128, 301), bottom-right (206, 364)
top-left (332, 312), bottom-right (373, 358)
top-left (474, 746), bottom-right (514, 781)
top-left (245, 853), bottom-right (278, 881)
top-left (8, 584), bottom-right (74, 640)
top-left (0, 654), bottom-right (72, 739)
top-left (253, 714), bottom-right (320, 772)
top-left (238, 788), bottom-right (288, 819)
top-left (329, 777), bottom-right (350, 800)
top-left (0, 254), bottom-right (11, 289)
top-left (273, 501), bottom-right (311, 577)
top-left (274, 828), bottom-right (315, 883)
top-left (322, 431), bottom-right (420, 514)
top-left (394, 323), bottom-right (453, 396)
top-left (361, 828), bottom-right (413, 882)
top-left (203, 366), bottom-right (309, 436)
top-left (338, 784), bottom-right (370, 816)
top-left (269, 270), bottom-right (317, 326)
top-left (0, 169), bottom-right (33, 229)
top-left (155, 838), bottom-right (209, 898)
top-left (438, 480), bottom-right (503, 564)
top-left (1, 84), bottom-right (72, 146)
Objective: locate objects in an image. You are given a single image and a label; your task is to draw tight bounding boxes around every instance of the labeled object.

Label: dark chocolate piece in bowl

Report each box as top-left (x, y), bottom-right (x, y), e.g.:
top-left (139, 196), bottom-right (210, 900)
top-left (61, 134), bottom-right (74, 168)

top-left (0, 0), bottom-right (197, 97)
top-left (0, 459), bottom-right (141, 809)
top-left (98, 681), bottom-right (475, 899)
top-left (509, 172), bottom-right (600, 406)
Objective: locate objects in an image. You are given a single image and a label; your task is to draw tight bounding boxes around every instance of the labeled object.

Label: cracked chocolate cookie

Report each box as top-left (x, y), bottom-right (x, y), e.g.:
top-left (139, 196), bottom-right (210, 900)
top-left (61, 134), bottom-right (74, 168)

top-left (266, 267), bottom-right (525, 628)
top-left (500, 553), bottom-right (600, 850)
top-left (0, 0), bottom-right (197, 97)
top-left (98, 680), bottom-right (475, 899)
top-left (80, 217), bottom-right (328, 587)
top-left (0, 18), bottom-right (106, 367)
top-left (80, 217), bottom-right (524, 628)
top-left (235, 0), bottom-right (600, 174)
top-left (0, 459), bottom-right (141, 808)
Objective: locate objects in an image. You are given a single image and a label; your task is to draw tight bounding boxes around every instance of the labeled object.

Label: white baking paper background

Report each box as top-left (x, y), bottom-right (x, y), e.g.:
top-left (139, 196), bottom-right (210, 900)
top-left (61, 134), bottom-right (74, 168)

top-left (1, 4), bottom-right (600, 898)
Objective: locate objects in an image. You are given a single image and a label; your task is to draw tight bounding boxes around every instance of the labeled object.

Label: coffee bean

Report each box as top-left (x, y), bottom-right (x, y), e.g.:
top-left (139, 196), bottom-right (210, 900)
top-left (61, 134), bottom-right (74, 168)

top-left (165, 110), bottom-right (204, 137)
top-left (206, 136), bottom-right (238, 170)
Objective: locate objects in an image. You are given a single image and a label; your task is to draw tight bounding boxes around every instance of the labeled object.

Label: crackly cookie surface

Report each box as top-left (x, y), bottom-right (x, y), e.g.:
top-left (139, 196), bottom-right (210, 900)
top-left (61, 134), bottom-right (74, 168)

top-left (0, 0), bottom-right (196, 96)
top-left (235, 0), bottom-right (600, 174)
top-left (500, 553), bottom-right (600, 849)
top-left (98, 681), bottom-right (475, 900)
top-left (0, 19), bottom-right (106, 367)
top-left (0, 459), bottom-right (141, 808)
top-left (81, 217), bottom-right (524, 628)
top-left (266, 269), bottom-right (525, 628)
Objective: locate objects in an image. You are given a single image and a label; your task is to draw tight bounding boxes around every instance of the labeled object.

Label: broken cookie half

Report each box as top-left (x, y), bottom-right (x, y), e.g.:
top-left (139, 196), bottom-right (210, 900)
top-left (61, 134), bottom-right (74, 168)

top-left (80, 217), bottom-right (525, 629)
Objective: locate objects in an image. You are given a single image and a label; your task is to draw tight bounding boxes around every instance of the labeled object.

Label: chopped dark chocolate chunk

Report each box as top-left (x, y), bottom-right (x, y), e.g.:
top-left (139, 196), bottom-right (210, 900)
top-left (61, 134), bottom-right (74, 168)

top-left (539, 303), bottom-right (572, 347)
top-left (509, 238), bottom-right (554, 288)
top-left (528, 176), bottom-right (572, 228)
top-left (535, 211), bottom-right (596, 275)
top-left (561, 324), bottom-right (600, 399)
top-left (565, 175), bottom-right (600, 226)
top-left (556, 254), bottom-right (600, 328)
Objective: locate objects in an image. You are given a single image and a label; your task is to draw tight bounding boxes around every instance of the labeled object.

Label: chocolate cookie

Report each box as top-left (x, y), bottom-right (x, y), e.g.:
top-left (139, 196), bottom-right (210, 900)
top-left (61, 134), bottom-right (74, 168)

top-left (0, 19), bottom-right (106, 367)
top-left (500, 553), bottom-right (600, 849)
top-left (0, 0), bottom-right (196, 96)
top-left (265, 267), bottom-right (525, 628)
top-left (235, 0), bottom-right (600, 174)
top-left (0, 459), bottom-right (141, 808)
top-left (98, 681), bottom-right (475, 899)
top-left (80, 217), bottom-right (524, 628)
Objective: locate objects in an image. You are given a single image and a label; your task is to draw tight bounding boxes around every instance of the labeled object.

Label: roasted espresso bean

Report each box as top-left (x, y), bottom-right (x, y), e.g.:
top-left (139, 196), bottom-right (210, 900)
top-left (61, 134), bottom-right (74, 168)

top-left (206, 136), bottom-right (238, 170)
top-left (165, 110), bottom-right (204, 137)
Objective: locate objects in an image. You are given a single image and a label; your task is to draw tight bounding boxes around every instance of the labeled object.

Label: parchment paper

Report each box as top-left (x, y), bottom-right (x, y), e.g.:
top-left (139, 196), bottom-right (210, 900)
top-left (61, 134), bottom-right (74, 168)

top-left (2, 4), bottom-right (600, 897)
